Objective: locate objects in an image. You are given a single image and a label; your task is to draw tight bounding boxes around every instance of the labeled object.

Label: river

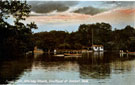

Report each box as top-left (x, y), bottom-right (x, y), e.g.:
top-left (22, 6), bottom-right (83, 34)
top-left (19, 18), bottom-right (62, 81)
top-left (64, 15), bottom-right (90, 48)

top-left (0, 52), bottom-right (135, 85)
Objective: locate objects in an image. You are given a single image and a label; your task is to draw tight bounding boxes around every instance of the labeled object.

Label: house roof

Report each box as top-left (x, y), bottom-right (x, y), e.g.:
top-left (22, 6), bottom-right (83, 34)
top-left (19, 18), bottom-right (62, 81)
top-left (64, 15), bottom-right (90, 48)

top-left (92, 45), bottom-right (104, 47)
top-left (82, 45), bottom-right (104, 49)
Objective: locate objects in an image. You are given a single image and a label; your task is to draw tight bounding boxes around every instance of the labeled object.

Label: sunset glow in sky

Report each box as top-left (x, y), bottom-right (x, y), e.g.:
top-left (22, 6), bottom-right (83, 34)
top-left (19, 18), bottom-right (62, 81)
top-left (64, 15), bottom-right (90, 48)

top-left (24, 1), bottom-right (135, 32)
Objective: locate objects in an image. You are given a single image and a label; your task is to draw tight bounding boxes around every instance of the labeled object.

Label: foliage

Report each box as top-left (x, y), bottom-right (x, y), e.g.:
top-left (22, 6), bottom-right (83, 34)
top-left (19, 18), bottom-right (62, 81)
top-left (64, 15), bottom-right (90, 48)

top-left (34, 23), bottom-right (135, 52)
top-left (34, 31), bottom-right (69, 52)
top-left (111, 25), bottom-right (135, 51)
top-left (0, 1), bottom-right (37, 57)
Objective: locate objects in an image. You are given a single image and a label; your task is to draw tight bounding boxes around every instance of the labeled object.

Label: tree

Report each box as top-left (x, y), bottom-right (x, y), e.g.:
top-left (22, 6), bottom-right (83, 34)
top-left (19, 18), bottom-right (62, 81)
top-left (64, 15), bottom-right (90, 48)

top-left (77, 23), bottom-right (112, 48)
top-left (0, 1), bottom-right (37, 57)
top-left (111, 25), bottom-right (135, 51)
top-left (34, 31), bottom-right (69, 52)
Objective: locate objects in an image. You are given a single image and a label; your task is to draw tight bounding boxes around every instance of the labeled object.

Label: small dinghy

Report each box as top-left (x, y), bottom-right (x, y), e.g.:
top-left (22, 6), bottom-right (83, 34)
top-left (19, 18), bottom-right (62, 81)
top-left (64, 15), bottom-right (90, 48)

top-left (53, 54), bottom-right (65, 57)
top-left (64, 53), bottom-right (82, 57)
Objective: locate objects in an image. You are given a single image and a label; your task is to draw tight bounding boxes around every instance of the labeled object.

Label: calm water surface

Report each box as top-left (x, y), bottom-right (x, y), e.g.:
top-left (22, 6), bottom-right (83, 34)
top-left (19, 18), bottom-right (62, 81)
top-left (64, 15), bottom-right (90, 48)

top-left (1, 52), bottom-right (135, 85)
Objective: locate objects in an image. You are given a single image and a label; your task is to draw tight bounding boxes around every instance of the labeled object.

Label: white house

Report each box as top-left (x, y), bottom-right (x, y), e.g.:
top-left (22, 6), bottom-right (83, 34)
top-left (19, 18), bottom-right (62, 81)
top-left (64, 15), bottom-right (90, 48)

top-left (91, 45), bottom-right (104, 52)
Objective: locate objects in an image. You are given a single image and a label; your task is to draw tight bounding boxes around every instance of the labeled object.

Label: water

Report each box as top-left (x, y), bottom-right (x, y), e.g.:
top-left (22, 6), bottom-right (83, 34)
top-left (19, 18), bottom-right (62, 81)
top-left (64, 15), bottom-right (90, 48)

top-left (1, 52), bottom-right (135, 85)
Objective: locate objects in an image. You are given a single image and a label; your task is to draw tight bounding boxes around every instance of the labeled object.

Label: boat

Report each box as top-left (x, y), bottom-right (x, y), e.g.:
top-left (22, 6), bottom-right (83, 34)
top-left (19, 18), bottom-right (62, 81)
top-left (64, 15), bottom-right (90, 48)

top-left (53, 53), bottom-right (82, 57)
top-left (119, 51), bottom-right (135, 55)
top-left (127, 52), bottom-right (135, 55)
top-left (64, 53), bottom-right (82, 57)
top-left (53, 54), bottom-right (65, 57)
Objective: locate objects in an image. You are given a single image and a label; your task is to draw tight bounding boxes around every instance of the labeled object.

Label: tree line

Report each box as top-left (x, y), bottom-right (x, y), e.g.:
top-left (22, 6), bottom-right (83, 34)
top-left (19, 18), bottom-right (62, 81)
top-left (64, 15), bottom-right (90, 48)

top-left (34, 23), bottom-right (135, 52)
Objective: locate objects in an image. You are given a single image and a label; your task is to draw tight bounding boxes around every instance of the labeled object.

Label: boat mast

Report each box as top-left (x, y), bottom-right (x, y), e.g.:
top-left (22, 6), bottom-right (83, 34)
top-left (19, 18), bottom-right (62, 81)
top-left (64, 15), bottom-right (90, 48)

top-left (92, 28), bottom-right (93, 46)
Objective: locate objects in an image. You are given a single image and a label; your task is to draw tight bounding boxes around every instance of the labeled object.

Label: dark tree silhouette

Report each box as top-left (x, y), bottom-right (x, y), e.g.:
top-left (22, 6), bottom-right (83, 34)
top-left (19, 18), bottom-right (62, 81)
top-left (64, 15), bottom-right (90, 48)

top-left (0, 1), bottom-right (37, 57)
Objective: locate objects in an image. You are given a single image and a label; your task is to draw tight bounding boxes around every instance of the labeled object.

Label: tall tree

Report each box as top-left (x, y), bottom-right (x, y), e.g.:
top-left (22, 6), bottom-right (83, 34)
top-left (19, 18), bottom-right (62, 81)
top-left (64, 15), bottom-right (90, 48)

top-left (0, 1), bottom-right (37, 57)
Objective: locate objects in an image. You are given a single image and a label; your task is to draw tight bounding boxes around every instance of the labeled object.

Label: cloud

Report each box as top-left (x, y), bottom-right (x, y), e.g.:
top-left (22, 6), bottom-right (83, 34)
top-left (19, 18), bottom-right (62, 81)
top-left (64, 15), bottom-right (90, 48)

top-left (73, 6), bottom-right (107, 15)
top-left (26, 8), bottom-right (135, 33)
top-left (104, 1), bottom-right (135, 8)
top-left (28, 1), bottom-right (79, 13)
top-left (27, 8), bottom-right (135, 24)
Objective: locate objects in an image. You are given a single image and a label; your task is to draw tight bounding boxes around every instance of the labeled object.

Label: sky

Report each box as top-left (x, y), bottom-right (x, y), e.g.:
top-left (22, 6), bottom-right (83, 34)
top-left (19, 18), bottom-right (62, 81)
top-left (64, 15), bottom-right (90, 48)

top-left (8, 1), bottom-right (135, 33)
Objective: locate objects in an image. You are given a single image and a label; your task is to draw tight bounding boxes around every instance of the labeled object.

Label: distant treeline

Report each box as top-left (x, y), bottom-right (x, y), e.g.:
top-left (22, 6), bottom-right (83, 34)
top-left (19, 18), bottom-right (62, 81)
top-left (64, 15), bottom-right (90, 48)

top-left (34, 23), bottom-right (135, 52)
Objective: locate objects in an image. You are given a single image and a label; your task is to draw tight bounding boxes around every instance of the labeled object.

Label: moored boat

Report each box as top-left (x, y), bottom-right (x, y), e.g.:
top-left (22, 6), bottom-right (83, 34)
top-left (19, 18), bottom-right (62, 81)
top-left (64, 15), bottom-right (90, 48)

top-left (64, 53), bottom-right (82, 57)
top-left (53, 54), bottom-right (65, 57)
top-left (127, 52), bottom-right (135, 55)
top-left (54, 53), bottom-right (82, 57)
top-left (64, 53), bottom-right (82, 56)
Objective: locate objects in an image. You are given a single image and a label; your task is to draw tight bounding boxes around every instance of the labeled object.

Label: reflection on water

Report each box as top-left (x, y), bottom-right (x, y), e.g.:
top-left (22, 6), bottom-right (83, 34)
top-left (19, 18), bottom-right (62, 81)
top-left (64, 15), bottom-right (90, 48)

top-left (0, 55), bottom-right (34, 84)
top-left (1, 52), bottom-right (135, 85)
